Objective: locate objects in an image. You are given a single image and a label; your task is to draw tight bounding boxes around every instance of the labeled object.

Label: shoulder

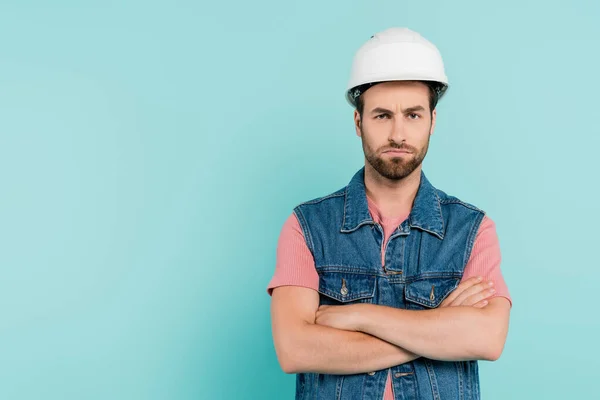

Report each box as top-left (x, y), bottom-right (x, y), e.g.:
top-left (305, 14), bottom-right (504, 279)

top-left (281, 212), bottom-right (303, 234)
top-left (293, 186), bottom-right (347, 222)
top-left (435, 187), bottom-right (486, 215)
top-left (435, 189), bottom-right (485, 214)
top-left (295, 186), bottom-right (346, 208)
top-left (475, 214), bottom-right (498, 239)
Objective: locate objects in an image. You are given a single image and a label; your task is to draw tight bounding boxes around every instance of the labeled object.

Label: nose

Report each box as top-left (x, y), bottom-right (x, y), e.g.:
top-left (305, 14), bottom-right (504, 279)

top-left (388, 117), bottom-right (406, 143)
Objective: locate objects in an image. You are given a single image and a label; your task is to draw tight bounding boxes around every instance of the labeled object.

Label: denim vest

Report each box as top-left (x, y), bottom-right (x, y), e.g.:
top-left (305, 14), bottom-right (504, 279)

top-left (293, 167), bottom-right (485, 400)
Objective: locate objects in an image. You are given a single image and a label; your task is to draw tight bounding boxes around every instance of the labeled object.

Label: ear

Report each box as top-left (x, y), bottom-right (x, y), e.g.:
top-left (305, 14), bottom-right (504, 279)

top-left (354, 110), bottom-right (362, 137)
top-left (429, 108), bottom-right (437, 136)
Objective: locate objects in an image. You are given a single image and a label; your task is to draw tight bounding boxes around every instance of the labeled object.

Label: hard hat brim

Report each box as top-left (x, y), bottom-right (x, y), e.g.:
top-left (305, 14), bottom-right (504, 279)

top-left (346, 79), bottom-right (448, 108)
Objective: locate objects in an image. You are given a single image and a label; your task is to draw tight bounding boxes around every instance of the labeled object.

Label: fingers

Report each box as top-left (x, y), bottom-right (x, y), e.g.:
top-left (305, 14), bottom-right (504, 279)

top-left (441, 276), bottom-right (483, 306)
top-left (472, 299), bottom-right (489, 308)
top-left (452, 280), bottom-right (494, 306)
top-left (460, 287), bottom-right (496, 306)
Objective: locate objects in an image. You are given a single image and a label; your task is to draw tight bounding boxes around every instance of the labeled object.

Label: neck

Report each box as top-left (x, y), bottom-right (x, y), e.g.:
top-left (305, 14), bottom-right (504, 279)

top-left (363, 162), bottom-right (422, 219)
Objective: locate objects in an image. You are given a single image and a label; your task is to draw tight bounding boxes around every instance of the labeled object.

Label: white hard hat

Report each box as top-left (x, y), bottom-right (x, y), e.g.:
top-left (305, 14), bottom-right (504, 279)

top-left (345, 27), bottom-right (449, 107)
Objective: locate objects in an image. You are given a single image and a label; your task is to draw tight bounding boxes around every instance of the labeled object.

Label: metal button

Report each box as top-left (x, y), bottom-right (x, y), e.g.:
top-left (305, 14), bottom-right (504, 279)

top-left (368, 371), bottom-right (376, 376)
top-left (340, 278), bottom-right (348, 296)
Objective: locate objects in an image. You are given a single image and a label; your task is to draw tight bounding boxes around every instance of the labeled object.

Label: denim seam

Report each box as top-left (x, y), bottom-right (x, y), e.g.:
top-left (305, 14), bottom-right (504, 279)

top-left (318, 291), bottom-right (375, 303)
top-left (455, 361), bottom-right (464, 400)
top-left (439, 197), bottom-right (485, 214)
top-left (434, 189), bottom-right (446, 237)
top-left (298, 188), bottom-right (345, 206)
top-left (315, 269), bottom-right (463, 279)
top-left (473, 361), bottom-right (480, 398)
top-left (404, 277), bottom-right (460, 308)
top-left (341, 186), bottom-right (350, 230)
top-left (412, 226), bottom-right (444, 240)
top-left (335, 376), bottom-right (344, 400)
top-left (316, 266), bottom-right (382, 275)
top-left (404, 273), bottom-right (463, 282)
top-left (425, 359), bottom-right (442, 400)
top-left (318, 273), bottom-right (376, 302)
top-left (293, 208), bottom-right (316, 258)
top-left (462, 211), bottom-right (485, 268)
top-left (399, 235), bottom-right (405, 272)
top-left (341, 221), bottom-right (376, 233)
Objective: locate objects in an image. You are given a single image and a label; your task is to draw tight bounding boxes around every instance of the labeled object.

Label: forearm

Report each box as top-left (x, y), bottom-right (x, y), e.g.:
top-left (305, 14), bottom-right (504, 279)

top-left (278, 321), bottom-right (419, 375)
top-left (356, 304), bottom-right (505, 361)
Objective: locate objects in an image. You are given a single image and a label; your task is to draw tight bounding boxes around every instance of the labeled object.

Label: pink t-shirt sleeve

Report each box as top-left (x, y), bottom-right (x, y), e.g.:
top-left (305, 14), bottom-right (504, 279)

top-left (461, 215), bottom-right (512, 307)
top-left (266, 212), bottom-right (319, 296)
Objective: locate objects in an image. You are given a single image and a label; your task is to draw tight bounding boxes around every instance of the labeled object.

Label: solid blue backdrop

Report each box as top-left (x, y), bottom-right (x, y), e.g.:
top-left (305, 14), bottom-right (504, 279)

top-left (0, 1), bottom-right (598, 399)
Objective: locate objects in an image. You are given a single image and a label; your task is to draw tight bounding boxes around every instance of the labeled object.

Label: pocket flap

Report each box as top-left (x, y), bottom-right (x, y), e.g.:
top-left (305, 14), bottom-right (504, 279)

top-left (318, 272), bottom-right (376, 302)
top-left (404, 277), bottom-right (460, 308)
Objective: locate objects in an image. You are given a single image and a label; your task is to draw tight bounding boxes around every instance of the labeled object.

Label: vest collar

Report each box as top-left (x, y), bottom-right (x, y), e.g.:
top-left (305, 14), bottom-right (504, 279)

top-left (340, 167), bottom-right (445, 239)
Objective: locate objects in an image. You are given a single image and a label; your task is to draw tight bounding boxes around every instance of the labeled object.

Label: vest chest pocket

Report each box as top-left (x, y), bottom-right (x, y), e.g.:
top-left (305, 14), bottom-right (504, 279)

top-left (404, 277), bottom-right (460, 309)
top-left (317, 272), bottom-right (376, 305)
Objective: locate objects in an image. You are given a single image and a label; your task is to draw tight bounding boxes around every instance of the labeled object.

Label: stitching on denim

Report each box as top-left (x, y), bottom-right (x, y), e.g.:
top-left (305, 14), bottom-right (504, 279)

top-left (411, 364), bottom-right (419, 400)
top-left (293, 208), bottom-right (316, 259)
top-left (296, 373), bottom-right (305, 399)
top-left (462, 211), bottom-right (485, 269)
top-left (317, 272), bottom-right (376, 302)
top-left (472, 361), bottom-right (480, 398)
top-left (316, 266), bottom-right (380, 274)
top-left (318, 290), bottom-right (375, 303)
top-left (341, 220), bottom-right (375, 233)
top-left (425, 359), bottom-right (442, 400)
top-left (455, 361), bottom-right (464, 400)
top-left (439, 197), bottom-right (485, 214)
top-left (404, 276), bottom-right (461, 308)
top-left (335, 376), bottom-right (344, 400)
top-left (413, 226), bottom-right (444, 239)
top-left (340, 185), bottom-right (376, 232)
top-left (403, 272), bottom-right (463, 282)
top-left (341, 186), bottom-right (348, 231)
top-left (341, 187), bottom-right (349, 230)
top-left (298, 188), bottom-right (345, 206)
top-left (400, 236), bottom-right (405, 274)
top-left (434, 189), bottom-right (446, 237)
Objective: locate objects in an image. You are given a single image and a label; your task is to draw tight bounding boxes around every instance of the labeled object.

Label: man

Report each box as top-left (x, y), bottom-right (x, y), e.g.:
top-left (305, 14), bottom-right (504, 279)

top-left (267, 27), bottom-right (511, 400)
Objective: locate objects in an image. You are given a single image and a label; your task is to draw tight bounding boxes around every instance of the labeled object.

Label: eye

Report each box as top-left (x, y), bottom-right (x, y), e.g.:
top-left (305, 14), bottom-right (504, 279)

top-left (407, 113), bottom-right (420, 120)
top-left (375, 113), bottom-right (390, 120)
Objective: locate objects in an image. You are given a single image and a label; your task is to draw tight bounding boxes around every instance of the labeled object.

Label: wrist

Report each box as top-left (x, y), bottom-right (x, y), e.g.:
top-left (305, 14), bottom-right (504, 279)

top-left (352, 303), bottom-right (372, 332)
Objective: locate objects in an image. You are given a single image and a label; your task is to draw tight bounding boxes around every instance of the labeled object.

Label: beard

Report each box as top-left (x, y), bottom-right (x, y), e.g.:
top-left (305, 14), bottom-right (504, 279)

top-left (361, 126), bottom-right (429, 181)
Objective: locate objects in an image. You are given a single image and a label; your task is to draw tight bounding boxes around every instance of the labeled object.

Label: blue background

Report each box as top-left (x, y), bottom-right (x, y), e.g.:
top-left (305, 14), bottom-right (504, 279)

top-left (1, 1), bottom-right (598, 399)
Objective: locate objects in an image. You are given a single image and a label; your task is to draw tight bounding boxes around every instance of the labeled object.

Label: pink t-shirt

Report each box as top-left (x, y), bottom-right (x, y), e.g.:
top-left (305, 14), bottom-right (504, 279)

top-left (268, 195), bottom-right (511, 399)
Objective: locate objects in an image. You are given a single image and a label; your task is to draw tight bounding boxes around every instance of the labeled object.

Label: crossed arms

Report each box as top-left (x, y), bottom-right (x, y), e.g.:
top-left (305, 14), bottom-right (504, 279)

top-left (270, 277), bottom-right (511, 375)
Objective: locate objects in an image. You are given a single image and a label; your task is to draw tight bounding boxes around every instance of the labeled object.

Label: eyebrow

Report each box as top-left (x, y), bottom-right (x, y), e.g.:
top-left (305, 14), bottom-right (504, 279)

top-left (370, 105), bottom-right (426, 115)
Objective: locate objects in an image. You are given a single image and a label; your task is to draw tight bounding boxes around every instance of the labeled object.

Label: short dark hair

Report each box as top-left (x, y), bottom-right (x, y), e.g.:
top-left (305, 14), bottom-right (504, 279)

top-left (354, 81), bottom-right (444, 117)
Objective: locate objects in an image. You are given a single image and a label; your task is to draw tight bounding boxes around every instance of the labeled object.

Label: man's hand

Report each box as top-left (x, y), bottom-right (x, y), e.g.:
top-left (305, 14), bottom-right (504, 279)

top-left (312, 276), bottom-right (508, 361)
top-left (315, 304), bottom-right (362, 331)
top-left (440, 276), bottom-right (496, 308)
top-left (315, 276), bottom-right (496, 331)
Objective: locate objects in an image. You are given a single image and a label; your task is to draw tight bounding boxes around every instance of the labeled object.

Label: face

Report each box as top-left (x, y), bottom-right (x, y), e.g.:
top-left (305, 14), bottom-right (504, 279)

top-left (354, 81), bottom-right (436, 181)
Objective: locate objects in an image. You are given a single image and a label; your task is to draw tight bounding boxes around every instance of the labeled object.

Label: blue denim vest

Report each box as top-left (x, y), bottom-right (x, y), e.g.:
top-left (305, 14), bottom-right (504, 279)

top-left (293, 167), bottom-right (485, 400)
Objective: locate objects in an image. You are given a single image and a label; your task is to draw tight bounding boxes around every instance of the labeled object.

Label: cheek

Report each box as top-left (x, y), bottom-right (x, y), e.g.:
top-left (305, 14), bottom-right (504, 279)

top-left (407, 123), bottom-right (431, 140)
top-left (362, 121), bottom-right (388, 138)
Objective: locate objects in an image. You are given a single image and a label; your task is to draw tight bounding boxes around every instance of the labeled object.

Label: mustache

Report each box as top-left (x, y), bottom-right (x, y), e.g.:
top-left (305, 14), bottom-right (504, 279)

top-left (381, 143), bottom-right (416, 153)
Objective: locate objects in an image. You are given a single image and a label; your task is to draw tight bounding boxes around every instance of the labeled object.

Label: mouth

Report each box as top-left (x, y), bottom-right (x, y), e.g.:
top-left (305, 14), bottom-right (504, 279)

top-left (383, 149), bottom-right (412, 155)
